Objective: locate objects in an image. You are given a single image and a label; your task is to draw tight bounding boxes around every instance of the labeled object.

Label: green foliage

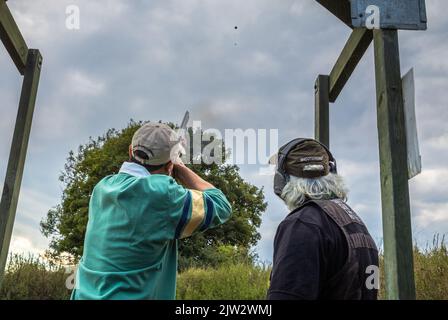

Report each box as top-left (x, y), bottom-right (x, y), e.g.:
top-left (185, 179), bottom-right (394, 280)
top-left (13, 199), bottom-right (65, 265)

top-left (40, 120), bottom-right (267, 269)
top-left (378, 236), bottom-right (448, 300)
top-left (414, 237), bottom-right (448, 300)
top-left (176, 263), bottom-right (271, 300)
top-left (179, 245), bottom-right (258, 271)
top-left (0, 254), bottom-right (70, 300)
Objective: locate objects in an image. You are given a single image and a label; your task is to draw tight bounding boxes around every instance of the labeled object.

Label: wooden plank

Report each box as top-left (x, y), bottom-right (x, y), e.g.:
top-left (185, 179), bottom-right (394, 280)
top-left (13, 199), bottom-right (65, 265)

top-left (0, 0), bottom-right (28, 74)
top-left (329, 28), bottom-right (373, 102)
top-left (373, 29), bottom-right (416, 300)
top-left (316, 0), bottom-right (352, 27)
top-left (314, 75), bottom-right (330, 148)
top-left (0, 49), bottom-right (42, 287)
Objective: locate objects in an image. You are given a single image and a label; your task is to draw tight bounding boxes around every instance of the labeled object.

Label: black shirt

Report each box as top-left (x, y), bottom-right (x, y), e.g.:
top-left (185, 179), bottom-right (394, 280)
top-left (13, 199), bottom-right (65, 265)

top-left (268, 202), bottom-right (349, 300)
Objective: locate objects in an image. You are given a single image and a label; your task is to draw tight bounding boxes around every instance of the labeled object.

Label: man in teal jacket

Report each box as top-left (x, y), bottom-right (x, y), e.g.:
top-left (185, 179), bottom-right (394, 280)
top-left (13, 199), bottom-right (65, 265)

top-left (71, 123), bottom-right (232, 300)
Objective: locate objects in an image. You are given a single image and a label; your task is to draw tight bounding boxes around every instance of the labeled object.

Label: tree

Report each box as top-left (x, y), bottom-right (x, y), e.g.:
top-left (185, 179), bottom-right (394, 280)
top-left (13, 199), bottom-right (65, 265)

top-left (40, 120), bottom-right (267, 269)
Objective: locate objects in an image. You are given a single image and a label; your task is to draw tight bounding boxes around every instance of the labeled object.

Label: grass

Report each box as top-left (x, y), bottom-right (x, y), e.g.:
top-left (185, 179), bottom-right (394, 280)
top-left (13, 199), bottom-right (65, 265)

top-left (413, 238), bottom-right (448, 300)
top-left (0, 254), bottom-right (71, 300)
top-left (378, 237), bottom-right (448, 300)
top-left (1, 241), bottom-right (447, 300)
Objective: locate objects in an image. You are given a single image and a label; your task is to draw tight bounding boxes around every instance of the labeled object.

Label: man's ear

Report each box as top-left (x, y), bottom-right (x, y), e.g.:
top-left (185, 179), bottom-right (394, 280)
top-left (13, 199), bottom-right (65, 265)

top-left (129, 145), bottom-right (133, 160)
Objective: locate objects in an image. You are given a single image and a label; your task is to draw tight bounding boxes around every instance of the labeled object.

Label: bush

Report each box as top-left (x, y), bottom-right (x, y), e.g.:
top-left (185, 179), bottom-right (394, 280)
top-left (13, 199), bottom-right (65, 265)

top-left (414, 237), bottom-right (448, 300)
top-left (379, 238), bottom-right (448, 300)
top-left (177, 263), bottom-right (270, 300)
top-left (0, 254), bottom-right (70, 300)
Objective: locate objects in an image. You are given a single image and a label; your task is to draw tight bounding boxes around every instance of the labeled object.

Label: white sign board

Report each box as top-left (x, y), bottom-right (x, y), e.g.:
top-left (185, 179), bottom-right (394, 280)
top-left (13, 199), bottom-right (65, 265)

top-left (402, 68), bottom-right (422, 179)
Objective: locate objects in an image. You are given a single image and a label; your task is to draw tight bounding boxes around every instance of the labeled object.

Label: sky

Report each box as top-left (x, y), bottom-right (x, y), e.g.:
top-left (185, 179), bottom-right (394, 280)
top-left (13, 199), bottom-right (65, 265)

top-left (0, 0), bottom-right (447, 263)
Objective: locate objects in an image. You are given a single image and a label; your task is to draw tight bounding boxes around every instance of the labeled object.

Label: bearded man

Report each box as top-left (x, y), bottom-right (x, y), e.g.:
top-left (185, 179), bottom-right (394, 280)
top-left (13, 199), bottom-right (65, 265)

top-left (267, 138), bottom-right (379, 300)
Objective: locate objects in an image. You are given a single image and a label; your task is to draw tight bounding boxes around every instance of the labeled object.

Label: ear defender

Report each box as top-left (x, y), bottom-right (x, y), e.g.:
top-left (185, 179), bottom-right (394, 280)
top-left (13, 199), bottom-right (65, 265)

top-left (273, 151), bottom-right (290, 198)
top-left (329, 159), bottom-right (337, 174)
top-left (272, 139), bottom-right (337, 199)
top-left (273, 171), bottom-right (287, 198)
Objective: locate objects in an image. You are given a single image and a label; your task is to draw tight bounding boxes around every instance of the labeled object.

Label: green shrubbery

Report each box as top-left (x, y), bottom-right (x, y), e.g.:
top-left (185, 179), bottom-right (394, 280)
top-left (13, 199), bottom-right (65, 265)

top-left (413, 240), bottom-right (448, 300)
top-left (176, 263), bottom-right (270, 300)
top-left (1, 242), bottom-right (447, 300)
top-left (0, 254), bottom-right (71, 300)
top-left (377, 238), bottom-right (448, 300)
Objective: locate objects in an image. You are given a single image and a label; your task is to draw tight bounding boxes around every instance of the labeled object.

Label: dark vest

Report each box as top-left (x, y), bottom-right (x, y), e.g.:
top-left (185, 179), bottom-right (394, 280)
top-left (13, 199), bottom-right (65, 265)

top-left (310, 199), bottom-right (379, 300)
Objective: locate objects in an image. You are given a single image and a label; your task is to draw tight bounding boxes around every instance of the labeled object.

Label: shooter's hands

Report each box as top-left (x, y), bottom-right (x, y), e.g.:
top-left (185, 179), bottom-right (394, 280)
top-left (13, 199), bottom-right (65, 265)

top-left (173, 162), bottom-right (214, 191)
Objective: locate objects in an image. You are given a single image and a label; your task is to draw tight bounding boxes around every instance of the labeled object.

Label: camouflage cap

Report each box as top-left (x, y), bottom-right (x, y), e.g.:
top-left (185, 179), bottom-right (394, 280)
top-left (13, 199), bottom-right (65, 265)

top-left (284, 140), bottom-right (330, 178)
top-left (131, 123), bottom-right (184, 166)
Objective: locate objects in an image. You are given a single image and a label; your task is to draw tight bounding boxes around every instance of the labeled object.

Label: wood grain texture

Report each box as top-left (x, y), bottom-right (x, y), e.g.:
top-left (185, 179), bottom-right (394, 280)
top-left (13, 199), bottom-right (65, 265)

top-left (0, 0), bottom-right (28, 74)
top-left (373, 29), bottom-right (416, 300)
top-left (0, 49), bottom-right (42, 287)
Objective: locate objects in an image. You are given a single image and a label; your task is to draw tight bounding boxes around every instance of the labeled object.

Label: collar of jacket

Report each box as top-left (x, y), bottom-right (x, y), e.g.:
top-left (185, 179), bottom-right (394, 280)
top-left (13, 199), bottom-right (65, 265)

top-left (119, 161), bottom-right (151, 178)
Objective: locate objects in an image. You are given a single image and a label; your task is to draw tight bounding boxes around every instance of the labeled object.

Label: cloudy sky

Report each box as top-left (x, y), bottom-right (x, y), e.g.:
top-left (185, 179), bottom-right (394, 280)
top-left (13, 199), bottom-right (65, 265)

top-left (1, 0), bottom-right (447, 263)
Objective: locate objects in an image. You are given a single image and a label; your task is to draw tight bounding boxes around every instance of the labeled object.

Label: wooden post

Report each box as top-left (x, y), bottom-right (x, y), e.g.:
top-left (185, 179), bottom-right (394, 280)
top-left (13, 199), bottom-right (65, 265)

top-left (0, 0), bottom-right (28, 74)
top-left (0, 49), bottom-right (43, 287)
top-left (373, 29), bottom-right (416, 300)
top-left (314, 75), bottom-right (330, 148)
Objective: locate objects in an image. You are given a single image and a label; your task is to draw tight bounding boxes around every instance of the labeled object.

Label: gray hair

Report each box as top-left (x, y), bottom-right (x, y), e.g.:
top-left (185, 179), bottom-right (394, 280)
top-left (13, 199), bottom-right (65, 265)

top-left (281, 173), bottom-right (348, 211)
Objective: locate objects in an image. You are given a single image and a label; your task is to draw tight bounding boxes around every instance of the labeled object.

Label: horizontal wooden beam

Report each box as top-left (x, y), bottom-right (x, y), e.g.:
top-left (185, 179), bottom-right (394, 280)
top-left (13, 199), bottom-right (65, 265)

top-left (316, 0), bottom-right (352, 27)
top-left (329, 28), bottom-right (373, 102)
top-left (0, 0), bottom-right (28, 74)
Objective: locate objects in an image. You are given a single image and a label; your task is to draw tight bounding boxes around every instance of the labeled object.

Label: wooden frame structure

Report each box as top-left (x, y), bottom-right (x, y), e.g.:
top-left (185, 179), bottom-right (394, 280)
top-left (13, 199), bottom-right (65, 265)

top-left (314, 0), bottom-right (427, 299)
top-left (0, 0), bottom-right (42, 287)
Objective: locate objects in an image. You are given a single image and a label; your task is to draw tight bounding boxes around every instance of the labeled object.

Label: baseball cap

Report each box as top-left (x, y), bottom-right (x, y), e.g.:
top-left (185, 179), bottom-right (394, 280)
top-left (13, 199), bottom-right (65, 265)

top-left (269, 139), bottom-right (331, 178)
top-left (131, 123), bottom-right (185, 166)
